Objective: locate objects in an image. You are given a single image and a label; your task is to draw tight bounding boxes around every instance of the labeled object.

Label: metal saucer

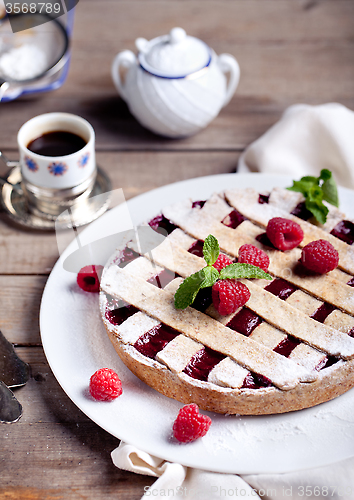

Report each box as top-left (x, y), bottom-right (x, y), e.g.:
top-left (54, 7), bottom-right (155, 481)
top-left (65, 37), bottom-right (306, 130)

top-left (0, 165), bottom-right (112, 230)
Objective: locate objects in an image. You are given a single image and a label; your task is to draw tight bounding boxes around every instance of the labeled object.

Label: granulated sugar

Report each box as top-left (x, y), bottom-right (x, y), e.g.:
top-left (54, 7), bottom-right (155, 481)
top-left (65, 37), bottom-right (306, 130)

top-left (0, 44), bottom-right (48, 81)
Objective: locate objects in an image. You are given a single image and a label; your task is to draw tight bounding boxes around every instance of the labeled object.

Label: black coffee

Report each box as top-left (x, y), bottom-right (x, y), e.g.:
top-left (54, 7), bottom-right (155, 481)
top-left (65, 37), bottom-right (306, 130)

top-left (27, 131), bottom-right (87, 157)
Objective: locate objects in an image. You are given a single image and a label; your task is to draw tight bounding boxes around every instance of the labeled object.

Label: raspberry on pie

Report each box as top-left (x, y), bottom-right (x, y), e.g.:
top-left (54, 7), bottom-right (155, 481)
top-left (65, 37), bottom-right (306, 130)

top-left (238, 244), bottom-right (269, 272)
top-left (99, 186), bottom-right (354, 415)
top-left (301, 239), bottom-right (339, 274)
top-left (212, 279), bottom-right (250, 316)
top-left (213, 254), bottom-right (233, 271)
top-left (266, 217), bottom-right (304, 251)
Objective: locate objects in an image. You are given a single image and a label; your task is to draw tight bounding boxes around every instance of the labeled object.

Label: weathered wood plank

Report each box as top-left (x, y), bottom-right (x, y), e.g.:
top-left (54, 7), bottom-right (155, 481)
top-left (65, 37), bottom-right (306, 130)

top-left (73, 0), bottom-right (354, 43)
top-left (0, 96), bottom-right (284, 152)
top-left (0, 1), bottom-right (353, 150)
top-left (0, 276), bottom-right (46, 345)
top-left (0, 150), bottom-right (239, 274)
top-left (0, 348), bottom-right (153, 499)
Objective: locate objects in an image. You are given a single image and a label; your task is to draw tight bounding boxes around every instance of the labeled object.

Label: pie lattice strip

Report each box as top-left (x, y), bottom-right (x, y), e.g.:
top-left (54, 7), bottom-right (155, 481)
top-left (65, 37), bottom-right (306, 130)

top-left (324, 310), bottom-right (354, 335)
top-left (102, 259), bottom-right (253, 388)
top-left (162, 198), bottom-right (354, 316)
top-left (169, 227), bottom-right (345, 327)
top-left (143, 234), bottom-right (354, 360)
top-left (224, 187), bottom-right (354, 275)
top-left (167, 227), bottom-right (352, 368)
top-left (102, 265), bottom-right (315, 390)
top-left (243, 280), bottom-right (354, 360)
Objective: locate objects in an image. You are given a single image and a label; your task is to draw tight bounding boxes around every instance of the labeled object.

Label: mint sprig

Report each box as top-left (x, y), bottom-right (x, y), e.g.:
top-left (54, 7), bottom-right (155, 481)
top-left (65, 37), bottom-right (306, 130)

top-left (219, 263), bottom-right (271, 280)
top-left (203, 234), bottom-right (219, 266)
top-left (287, 169), bottom-right (339, 225)
top-left (174, 234), bottom-right (272, 310)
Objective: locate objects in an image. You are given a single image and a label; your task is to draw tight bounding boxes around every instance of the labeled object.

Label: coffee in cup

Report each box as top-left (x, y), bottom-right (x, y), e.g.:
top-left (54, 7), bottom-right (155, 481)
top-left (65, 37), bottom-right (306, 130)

top-left (17, 112), bottom-right (96, 218)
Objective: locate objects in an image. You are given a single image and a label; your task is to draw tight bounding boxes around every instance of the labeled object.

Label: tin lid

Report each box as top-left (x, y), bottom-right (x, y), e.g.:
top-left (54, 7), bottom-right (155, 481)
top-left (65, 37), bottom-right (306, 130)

top-left (136, 27), bottom-right (211, 79)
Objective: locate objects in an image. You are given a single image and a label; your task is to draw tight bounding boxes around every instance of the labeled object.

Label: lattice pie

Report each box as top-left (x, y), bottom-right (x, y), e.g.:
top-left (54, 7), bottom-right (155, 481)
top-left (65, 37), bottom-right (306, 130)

top-left (100, 187), bottom-right (354, 415)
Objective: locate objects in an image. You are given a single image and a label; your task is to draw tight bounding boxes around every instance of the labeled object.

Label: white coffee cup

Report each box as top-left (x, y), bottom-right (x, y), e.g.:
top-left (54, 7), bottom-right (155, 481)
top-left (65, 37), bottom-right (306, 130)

top-left (17, 112), bottom-right (96, 217)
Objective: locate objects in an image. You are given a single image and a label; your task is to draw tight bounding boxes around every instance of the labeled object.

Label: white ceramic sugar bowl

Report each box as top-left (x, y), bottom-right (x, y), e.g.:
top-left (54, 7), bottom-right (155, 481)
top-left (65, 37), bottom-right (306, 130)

top-left (111, 28), bottom-right (240, 138)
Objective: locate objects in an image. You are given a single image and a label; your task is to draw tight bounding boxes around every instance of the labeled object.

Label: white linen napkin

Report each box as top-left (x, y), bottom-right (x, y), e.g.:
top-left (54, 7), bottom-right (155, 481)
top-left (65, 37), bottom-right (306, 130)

top-left (238, 103), bottom-right (354, 189)
top-left (112, 442), bottom-right (354, 500)
top-left (111, 103), bottom-right (354, 499)
top-left (112, 442), bottom-right (261, 499)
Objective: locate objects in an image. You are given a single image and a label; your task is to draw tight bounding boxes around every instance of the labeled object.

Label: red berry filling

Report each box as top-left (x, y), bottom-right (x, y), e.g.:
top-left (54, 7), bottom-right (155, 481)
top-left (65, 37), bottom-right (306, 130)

top-left (266, 217), bottom-right (304, 251)
top-left (238, 244), bottom-right (270, 272)
top-left (226, 307), bottom-right (262, 336)
top-left (89, 368), bottom-right (123, 401)
top-left (148, 214), bottom-right (177, 235)
top-left (173, 403), bottom-right (212, 443)
top-left (77, 265), bottom-right (103, 292)
top-left (212, 279), bottom-right (250, 316)
top-left (183, 347), bottom-right (225, 381)
top-left (134, 324), bottom-right (179, 359)
top-left (188, 240), bottom-right (204, 258)
top-left (264, 278), bottom-right (297, 300)
top-left (300, 239), bottom-right (339, 274)
top-left (222, 209), bottom-right (246, 229)
top-left (330, 220), bottom-right (354, 245)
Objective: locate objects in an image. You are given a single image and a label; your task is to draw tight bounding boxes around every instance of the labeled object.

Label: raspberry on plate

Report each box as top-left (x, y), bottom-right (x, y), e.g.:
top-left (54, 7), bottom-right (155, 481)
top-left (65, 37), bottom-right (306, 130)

top-left (300, 239), bottom-right (339, 274)
top-left (213, 254), bottom-right (233, 272)
top-left (266, 217), bottom-right (304, 251)
top-left (212, 279), bottom-right (250, 316)
top-left (89, 368), bottom-right (123, 401)
top-left (238, 244), bottom-right (270, 272)
top-left (77, 265), bottom-right (103, 293)
top-left (173, 403), bottom-right (212, 443)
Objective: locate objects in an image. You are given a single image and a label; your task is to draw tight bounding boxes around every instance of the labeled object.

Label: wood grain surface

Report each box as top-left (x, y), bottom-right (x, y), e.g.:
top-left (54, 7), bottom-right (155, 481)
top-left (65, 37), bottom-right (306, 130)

top-left (0, 0), bottom-right (353, 498)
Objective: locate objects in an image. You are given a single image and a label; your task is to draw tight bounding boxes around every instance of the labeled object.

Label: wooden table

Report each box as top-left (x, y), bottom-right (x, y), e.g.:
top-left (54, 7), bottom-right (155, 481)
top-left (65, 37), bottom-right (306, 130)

top-left (0, 1), bottom-right (353, 498)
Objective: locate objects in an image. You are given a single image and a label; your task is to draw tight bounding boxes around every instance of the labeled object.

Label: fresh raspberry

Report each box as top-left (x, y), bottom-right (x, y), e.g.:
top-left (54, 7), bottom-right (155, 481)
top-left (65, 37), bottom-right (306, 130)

top-left (89, 368), bottom-right (123, 401)
top-left (173, 403), bottom-right (212, 443)
top-left (300, 239), bottom-right (339, 274)
top-left (212, 279), bottom-right (250, 316)
top-left (266, 217), bottom-right (304, 251)
top-left (77, 265), bottom-right (103, 292)
top-left (238, 244), bottom-right (270, 272)
top-left (213, 254), bottom-right (233, 272)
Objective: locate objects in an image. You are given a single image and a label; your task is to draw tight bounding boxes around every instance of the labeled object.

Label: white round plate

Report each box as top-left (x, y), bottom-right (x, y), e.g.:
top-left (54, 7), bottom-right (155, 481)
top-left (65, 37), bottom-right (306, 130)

top-left (40, 173), bottom-right (354, 474)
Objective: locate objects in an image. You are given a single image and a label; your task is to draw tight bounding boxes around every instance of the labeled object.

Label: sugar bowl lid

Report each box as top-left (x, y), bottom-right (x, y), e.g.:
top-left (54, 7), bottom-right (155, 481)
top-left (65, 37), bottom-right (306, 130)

top-left (136, 28), bottom-right (212, 79)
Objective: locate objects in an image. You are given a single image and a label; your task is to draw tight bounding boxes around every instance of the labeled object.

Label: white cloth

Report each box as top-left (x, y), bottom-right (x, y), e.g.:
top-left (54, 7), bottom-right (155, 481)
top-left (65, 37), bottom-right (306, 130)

top-left (111, 103), bottom-right (354, 499)
top-left (112, 442), bottom-right (354, 500)
top-left (112, 442), bottom-right (261, 499)
top-left (238, 103), bottom-right (354, 190)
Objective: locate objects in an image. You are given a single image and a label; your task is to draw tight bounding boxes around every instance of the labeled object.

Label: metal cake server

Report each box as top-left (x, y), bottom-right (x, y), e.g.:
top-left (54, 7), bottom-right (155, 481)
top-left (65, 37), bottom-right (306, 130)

top-left (0, 381), bottom-right (23, 423)
top-left (0, 330), bottom-right (30, 423)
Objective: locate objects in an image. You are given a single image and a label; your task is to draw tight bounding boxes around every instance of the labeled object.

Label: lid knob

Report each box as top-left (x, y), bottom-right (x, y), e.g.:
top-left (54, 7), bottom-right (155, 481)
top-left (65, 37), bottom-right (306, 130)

top-left (169, 27), bottom-right (186, 45)
top-left (135, 37), bottom-right (149, 54)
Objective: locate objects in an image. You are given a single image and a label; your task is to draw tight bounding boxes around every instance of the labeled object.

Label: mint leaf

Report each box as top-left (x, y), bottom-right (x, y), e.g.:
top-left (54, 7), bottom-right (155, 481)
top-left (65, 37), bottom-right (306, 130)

top-left (300, 176), bottom-right (320, 184)
top-left (219, 263), bottom-right (272, 280)
top-left (287, 170), bottom-right (339, 223)
top-left (319, 169), bottom-right (332, 182)
top-left (322, 176), bottom-right (339, 208)
top-left (174, 270), bottom-right (206, 309)
top-left (200, 265), bottom-right (219, 288)
top-left (287, 180), bottom-right (315, 195)
top-left (203, 234), bottom-right (219, 266)
top-left (305, 200), bottom-right (328, 225)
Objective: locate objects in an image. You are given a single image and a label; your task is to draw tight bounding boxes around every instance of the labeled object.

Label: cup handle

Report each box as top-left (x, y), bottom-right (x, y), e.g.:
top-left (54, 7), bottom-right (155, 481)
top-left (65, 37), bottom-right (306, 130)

top-left (217, 54), bottom-right (240, 107)
top-left (111, 50), bottom-right (137, 101)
